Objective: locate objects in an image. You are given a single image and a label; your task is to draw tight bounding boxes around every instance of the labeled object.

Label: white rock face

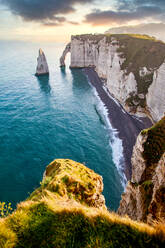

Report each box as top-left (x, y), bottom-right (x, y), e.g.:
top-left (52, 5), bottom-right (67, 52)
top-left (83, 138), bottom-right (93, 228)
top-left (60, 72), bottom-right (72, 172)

top-left (61, 35), bottom-right (165, 121)
top-left (60, 43), bottom-right (71, 67)
top-left (106, 54), bottom-right (137, 103)
top-left (70, 36), bottom-right (138, 107)
top-left (118, 128), bottom-right (165, 223)
top-left (146, 63), bottom-right (165, 121)
top-left (139, 67), bottom-right (151, 77)
top-left (35, 49), bottom-right (49, 76)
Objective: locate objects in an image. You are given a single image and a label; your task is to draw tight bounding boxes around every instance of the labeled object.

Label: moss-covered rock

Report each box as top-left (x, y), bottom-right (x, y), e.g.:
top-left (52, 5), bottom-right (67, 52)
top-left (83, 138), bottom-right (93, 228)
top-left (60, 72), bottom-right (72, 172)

top-left (142, 116), bottom-right (165, 165)
top-left (29, 159), bottom-right (106, 208)
top-left (0, 159), bottom-right (165, 247)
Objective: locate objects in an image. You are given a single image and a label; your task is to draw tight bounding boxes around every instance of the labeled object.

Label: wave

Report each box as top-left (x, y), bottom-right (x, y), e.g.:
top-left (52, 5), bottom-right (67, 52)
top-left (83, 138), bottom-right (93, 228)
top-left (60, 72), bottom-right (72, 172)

top-left (87, 80), bottom-right (127, 188)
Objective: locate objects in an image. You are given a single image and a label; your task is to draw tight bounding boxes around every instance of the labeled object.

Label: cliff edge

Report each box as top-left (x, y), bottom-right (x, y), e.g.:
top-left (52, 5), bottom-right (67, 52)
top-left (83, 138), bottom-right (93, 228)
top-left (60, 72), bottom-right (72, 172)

top-left (61, 34), bottom-right (165, 122)
top-left (0, 159), bottom-right (165, 247)
top-left (118, 116), bottom-right (165, 223)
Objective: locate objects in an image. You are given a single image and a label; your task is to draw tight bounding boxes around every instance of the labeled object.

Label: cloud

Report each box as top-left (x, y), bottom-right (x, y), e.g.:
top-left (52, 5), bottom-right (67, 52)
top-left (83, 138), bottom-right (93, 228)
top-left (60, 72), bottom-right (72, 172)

top-left (42, 18), bottom-right (79, 27)
top-left (0, 0), bottom-right (94, 23)
top-left (42, 17), bottom-right (67, 27)
top-left (84, 0), bottom-right (165, 26)
top-left (1, 0), bottom-right (165, 27)
top-left (84, 6), bottom-right (162, 26)
top-left (68, 21), bottom-right (80, 25)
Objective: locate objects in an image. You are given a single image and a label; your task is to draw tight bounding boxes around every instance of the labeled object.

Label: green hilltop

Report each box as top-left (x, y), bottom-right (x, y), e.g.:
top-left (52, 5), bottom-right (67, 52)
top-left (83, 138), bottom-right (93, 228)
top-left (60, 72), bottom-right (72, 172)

top-left (0, 159), bottom-right (165, 247)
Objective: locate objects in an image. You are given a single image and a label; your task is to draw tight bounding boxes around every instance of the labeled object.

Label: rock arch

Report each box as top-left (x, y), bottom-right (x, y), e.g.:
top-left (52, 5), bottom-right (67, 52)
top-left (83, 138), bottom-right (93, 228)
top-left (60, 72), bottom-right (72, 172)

top-left (60, 42), bottom-right (71, 67)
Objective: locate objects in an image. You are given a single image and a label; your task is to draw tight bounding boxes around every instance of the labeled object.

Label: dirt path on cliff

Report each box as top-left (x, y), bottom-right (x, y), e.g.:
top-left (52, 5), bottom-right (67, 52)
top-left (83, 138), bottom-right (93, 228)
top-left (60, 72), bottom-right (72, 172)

top-left (83, 68), bottom-right (152, 180)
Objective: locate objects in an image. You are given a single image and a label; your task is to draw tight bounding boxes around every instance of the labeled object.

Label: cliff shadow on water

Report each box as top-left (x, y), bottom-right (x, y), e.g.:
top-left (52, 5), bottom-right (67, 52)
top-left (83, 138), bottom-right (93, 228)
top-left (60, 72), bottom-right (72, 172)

top-left (83, 68), bottom-right (152, 180)
top-left (60, 66), bottom-right (67, 77)
top-left (36, 74), bottom-right (51, 95)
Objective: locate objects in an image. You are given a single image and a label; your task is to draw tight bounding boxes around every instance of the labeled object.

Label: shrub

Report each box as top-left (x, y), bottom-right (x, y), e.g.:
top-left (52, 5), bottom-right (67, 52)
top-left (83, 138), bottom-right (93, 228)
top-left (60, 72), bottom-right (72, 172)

top-left (0, 202), bottom-right (13, 218)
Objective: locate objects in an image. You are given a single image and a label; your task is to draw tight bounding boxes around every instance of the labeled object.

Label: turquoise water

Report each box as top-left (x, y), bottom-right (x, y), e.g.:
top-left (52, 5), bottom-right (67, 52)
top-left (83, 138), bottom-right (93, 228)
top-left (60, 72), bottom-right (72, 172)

top-left (0, 41), bottom-right (123, 210)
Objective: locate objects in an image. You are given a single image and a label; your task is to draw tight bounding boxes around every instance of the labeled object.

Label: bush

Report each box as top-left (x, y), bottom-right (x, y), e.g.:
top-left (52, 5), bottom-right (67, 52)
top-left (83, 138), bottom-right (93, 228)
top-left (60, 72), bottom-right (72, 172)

top-left (0, 202), bottom-right (13, 218)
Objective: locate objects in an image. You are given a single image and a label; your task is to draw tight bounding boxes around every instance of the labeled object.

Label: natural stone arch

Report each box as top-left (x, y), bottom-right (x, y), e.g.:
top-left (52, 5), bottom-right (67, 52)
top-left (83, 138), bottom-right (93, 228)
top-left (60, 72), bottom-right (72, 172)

top-left (60, 43), bottom-right (71, 67)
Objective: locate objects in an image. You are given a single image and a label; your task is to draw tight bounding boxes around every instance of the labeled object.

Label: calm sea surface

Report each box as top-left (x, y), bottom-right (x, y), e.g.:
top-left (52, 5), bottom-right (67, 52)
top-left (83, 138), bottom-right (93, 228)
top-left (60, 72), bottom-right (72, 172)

top-left (0, 41), bottom-right (123, 210)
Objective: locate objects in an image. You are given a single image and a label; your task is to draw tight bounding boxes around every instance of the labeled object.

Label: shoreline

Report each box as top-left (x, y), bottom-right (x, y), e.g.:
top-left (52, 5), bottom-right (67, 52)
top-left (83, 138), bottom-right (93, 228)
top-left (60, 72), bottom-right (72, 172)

top-left (83, 67), bottom-right (152, 181)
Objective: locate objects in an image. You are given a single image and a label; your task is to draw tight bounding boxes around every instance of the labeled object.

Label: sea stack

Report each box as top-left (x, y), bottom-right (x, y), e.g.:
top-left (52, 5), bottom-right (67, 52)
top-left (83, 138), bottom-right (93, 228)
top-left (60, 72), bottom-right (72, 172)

top-left (35, 48), bottom-right (49, 76)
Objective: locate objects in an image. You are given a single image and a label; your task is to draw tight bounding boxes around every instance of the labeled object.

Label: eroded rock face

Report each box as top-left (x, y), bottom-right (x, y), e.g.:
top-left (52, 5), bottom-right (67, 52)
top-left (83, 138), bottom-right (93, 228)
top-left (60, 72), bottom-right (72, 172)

top-left (35, 49), bottom-right (49, 76)
top-left (69, 36), bottom-right (138, 110)
top-left (146, 62), bottom-right (165, 122)
top-left (60, 43), bottom-right (71, 67)
top-left (118, 117), bottom-right (165, 223)
top-left (65, 34), bottom-right (165, 121)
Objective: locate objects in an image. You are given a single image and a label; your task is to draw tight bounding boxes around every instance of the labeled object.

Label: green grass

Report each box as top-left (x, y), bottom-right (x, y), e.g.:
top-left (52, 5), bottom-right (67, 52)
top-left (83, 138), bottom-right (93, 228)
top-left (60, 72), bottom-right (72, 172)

top-left (0, 159), bottom-right (165, 247)
top-left (141, 116), bottom-right (165, 165)
top-left (73, 34), bottom-right (165, 109)
top-left (110, 34), bottom-right (165, 98)
top-left (1, 201), bottom-right (164, 248)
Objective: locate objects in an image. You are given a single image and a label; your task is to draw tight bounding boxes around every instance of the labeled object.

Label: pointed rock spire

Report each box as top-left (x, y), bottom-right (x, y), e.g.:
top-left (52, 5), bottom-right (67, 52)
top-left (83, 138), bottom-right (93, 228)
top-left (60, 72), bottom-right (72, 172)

top-left (35, 49), bottom-right (49, 76)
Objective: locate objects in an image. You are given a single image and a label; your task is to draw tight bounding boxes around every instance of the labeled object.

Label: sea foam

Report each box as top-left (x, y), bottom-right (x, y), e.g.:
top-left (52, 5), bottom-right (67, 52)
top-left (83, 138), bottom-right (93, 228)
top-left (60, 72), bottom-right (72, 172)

top-left (88, 81), bottom-right (127, 188)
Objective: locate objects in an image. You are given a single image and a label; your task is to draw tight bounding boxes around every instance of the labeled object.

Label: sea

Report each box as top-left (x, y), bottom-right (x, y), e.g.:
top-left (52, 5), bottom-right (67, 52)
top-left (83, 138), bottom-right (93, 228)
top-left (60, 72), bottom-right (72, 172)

top-left (0, 41), bottom-right (124, 210)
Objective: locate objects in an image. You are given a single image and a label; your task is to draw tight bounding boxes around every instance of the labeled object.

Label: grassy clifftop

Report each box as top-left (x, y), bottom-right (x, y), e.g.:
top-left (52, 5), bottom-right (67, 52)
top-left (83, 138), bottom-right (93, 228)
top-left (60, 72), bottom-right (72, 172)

top-left (73, 34), bottom-right (165, 111)
top-left (0, 159), bottom-right (165, 247)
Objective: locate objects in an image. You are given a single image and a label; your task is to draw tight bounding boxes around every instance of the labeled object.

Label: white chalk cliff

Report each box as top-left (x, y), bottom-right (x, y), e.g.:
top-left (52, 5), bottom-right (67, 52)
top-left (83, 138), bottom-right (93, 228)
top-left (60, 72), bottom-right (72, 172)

top-left (146, 63), bottom-right (165, 121)
top-left (60, 43), bottom-right (71, 67)
top-left (61, 34), bottom-right (165, 122)
top-left (118, 117), bottom-right (165, 223)
top-left (35, 49), bottom-right (49, 76)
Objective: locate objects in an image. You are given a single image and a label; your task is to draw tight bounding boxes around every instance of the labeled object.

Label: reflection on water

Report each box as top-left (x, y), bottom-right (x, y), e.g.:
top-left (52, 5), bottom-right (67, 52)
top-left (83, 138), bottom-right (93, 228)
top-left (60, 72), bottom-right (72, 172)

top-left (36, 75), bottom-right (51, 94)
top-left (0, 41), bottom-right (123, 210)
top-left (70, 68), bottom-right (90, 91)
top-left (60, 66), bottom-right (66, 78)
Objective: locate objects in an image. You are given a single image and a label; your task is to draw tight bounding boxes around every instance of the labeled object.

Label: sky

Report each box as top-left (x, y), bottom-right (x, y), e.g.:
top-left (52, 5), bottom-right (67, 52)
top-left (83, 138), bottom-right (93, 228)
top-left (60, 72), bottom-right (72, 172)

top-left (0, 0), bottom-right (164, 42)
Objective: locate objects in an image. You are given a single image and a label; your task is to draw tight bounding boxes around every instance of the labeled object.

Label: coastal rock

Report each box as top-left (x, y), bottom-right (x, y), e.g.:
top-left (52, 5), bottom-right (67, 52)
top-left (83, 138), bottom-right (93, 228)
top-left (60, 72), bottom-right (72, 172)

top-left (146, 62), bottom-right (165, 122)
top-left (1, 159), bottom-right (165, 246)
top-left (69, 35), bottom-right (138, 104)
top-left (44, 159), bottom-right (106, 209)
top-left (60, 43), bottom-right (71, 67)
top-left (35, 48), bottom-right (49, 76)
top-left (106, 56), bottom-right (137, 104)
top-left (63, 34), bottom-right (165, 121)
top-left (118, 116), bottom-right (165, 223)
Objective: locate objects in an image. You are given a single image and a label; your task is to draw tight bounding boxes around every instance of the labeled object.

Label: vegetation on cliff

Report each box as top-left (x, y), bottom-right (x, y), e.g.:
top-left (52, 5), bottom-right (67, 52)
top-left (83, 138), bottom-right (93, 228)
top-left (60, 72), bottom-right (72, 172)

top-left (142, 116), bottom-right (165, 165)
top-left (73, 33), bottom-right (165, 112)
top-left (118, 116), bottom-right (165, 224)
top-left (110, 34), bottom-right (165, 111)
top-left (0, 159), bottom-right (165, 247)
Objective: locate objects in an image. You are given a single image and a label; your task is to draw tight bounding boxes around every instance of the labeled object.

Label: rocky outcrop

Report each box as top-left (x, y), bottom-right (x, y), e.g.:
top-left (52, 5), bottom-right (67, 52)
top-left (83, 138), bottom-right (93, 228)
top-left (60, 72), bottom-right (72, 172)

top-left (118, 116), bottom-right (165, 223)
top-left (44, 159), bottom-right (106, 209)
top-left (35, 48), bottom-right (49, 76)
top-left (1, 159), bottom-right (165, 247)
top-left (60, 43), bottom-right (71, 67)
top-left (62, 34), bottom-right (165, 121)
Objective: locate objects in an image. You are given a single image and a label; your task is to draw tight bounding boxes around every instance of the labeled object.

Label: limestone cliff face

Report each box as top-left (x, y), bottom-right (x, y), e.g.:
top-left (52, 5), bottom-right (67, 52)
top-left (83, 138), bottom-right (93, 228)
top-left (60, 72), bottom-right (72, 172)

top-left (61, 34), bottom-right (165, 122)
top-left (118, 117), bottom-right (165, 223)
top-left (60, 43), bottom-right (71, 67)
top-left (146, 63), bottom-right (165, 121)
top-left (35, 48), bottom-right (49, 76)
